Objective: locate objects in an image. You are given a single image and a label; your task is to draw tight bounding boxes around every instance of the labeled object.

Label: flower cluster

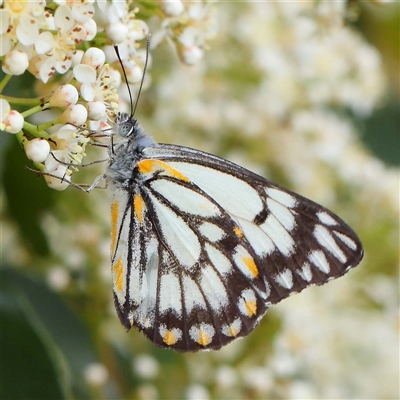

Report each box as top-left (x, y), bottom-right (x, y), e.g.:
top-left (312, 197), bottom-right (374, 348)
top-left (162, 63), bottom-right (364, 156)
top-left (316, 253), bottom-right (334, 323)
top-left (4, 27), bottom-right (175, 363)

top-left (0, 0), bottom-right (217, 190)
top-left (2, 1), bottom-right (398, 400)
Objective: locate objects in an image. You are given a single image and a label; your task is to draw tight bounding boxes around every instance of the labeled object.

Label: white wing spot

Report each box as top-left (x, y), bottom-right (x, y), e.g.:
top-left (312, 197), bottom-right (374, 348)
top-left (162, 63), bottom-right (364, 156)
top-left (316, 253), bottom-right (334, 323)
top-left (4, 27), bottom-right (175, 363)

top-left (199, 265), bottom-right (229, 313)
top-left (265, 187), bottom-right (296, 208)
top-left (238, 288), bottom-right (257, 317)
top-left (234, 217), bottom-right (275, 256)
top-left (133, 247), bottom-right (158, 323)
top-left (334, 231), bottom-right (357, 250)
top-left (261, 214), bottom-right (295, 256)
top-left (233, 245), bottom-right (259, 279)
top-left (260, 278), bottom-right (271, 300)
top-left (275, 269), bottom-right (294, 289)
top-left (182, 275), bottom-right (207, 315)
top-left (314, 225), bottom-right (347, 263)
top-left (267, 197), bottom-right (296, 231)
top-left (309, 250), bottom-right (330, 274)
top-left (150, 193), bottom-right (201, 269)
top-left (159, 273), bottom-right (182, 317)
top-left (150, 179), bottom-right (220, 218)
top-left (222, 318), bottom-right (242, 337)
top-left (159, 325), bottom-right (182, 346)
top-left (317, 211), bottom-right (338, 226)
top-left (167, 162), bottom-right (264, 221)
top-left (189, 323), bottom-right (215, 346)
top-left (205, 243), bottom-right (233, 276)
top-left (296, 262), bottom-right (313, 282)
top-left (199, 222), bottom-right (225, 242)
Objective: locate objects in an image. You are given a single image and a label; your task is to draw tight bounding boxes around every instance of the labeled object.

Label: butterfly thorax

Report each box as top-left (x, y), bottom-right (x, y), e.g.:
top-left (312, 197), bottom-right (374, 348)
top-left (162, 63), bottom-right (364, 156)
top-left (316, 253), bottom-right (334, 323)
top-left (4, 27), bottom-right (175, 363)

top-left (106, 112), bottom-right (157, 188)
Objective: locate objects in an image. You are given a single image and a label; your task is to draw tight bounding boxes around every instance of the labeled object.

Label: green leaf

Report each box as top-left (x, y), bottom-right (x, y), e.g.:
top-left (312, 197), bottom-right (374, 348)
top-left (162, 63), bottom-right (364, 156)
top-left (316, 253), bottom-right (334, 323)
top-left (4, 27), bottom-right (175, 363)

top-left (1, 271), bottom-right (69, 400)
top-left (1, 268), bottom-right (101, 400)
top-left (1, 138), bottom-right (54, 256)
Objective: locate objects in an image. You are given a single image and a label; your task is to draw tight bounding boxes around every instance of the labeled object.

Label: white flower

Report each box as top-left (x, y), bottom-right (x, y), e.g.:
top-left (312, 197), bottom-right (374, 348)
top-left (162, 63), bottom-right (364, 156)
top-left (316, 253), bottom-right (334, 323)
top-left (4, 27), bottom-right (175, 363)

top-left (46, 266), bottom-right (70, 291)
top-left (31, 6), bottom-right (88, 83)
top-left (155, 1), bottom-right (217, 65)
top-left (0, 99), bottom-right (24, 134)
top-left (106, 21), bottom-right (128, 44)
top-left (48, 84), bottom-right (79, 108)
top-left (45, 124), bottom-right (90, 173)
top-left (1, 49), bottom-right (29, 75)
top-left (81, 47), bottom-right (106, 70)
top-left (84, 362), bottom-right (109, 386)
top-left (133, 355), bottom-right (160, 380)
top-left (43, 164), bottom-right (71, 191)
top-left (242, 366), bottom-right (273, 393)
top-left (59, 104), bottom-right (88, 126)
top-left (0, 0), bottom-right (48, 52)
top-left (81, 17), bottom-right (97, 41)
top-left (181, 44), bottom-right (204, 65)
top-left (24, 138), bottom-right (51, 163)
top-left (162, 0), bottom-right (184, 17)
top-left (54, 0), bottom-right (95, 24)
top-left (215, 365), bottom-right (237, 388)
top-left (97, 2), bottom-right (149, 66)
top-left (74, 59), bottom-right (119, 121)
top-left (186, 384), bottom-right (209, 400)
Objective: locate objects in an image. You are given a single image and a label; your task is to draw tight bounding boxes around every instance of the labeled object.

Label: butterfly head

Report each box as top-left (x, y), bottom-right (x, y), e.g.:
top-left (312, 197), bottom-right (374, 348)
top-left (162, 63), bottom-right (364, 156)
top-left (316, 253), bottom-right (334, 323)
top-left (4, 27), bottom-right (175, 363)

top-left (115, 112), bottom-right (137, 138)
top-left (112, 111), bottom-right (156, 154)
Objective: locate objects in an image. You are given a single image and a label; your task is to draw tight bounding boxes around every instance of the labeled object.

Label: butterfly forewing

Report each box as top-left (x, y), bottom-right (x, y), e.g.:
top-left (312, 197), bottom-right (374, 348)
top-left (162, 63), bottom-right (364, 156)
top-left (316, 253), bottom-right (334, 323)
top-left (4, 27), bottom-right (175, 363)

top-left (110, 143), bottom-right (363, 352)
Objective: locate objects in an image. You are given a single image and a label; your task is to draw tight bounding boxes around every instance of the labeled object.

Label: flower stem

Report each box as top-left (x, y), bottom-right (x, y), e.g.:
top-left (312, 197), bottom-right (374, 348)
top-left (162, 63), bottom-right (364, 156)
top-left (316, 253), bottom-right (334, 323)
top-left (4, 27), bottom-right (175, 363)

top-left (37, 119), bottom-right (60, 132)
top-left (0, 94), bottom-right (41, 107)
top-left (23, 121), bottom-right (50, 140)
top-left (0, 74), bottom-right (12, 92)
top-left (21, 103), bottom-right (50, 118)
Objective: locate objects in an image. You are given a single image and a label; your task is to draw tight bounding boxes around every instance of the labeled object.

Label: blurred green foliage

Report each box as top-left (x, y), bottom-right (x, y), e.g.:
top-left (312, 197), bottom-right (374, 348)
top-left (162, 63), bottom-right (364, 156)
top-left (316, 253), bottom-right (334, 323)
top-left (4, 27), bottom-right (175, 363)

top-left (1, 2), bottom-right (398, 400)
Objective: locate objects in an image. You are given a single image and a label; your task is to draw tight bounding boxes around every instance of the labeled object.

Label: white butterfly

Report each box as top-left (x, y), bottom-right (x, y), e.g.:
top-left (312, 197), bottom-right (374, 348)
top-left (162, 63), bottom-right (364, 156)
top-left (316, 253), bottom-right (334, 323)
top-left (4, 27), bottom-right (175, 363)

top-left (106, 111), bottom-right (363, 352)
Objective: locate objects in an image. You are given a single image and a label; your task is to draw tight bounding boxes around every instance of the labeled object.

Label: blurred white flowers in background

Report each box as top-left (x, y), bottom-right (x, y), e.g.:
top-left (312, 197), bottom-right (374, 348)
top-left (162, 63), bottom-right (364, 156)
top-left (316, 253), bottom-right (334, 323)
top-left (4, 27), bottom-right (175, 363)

top-left (1, 0), bottom-right (217, 189)
top-left (1, 1), bottom-right (398, 399)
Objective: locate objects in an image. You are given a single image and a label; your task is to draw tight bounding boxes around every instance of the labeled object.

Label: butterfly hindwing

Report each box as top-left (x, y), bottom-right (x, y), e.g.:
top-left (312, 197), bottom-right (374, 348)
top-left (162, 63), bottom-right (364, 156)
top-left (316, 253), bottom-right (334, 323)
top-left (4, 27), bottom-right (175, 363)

top-left (110, 143), bottom-right (363, 351)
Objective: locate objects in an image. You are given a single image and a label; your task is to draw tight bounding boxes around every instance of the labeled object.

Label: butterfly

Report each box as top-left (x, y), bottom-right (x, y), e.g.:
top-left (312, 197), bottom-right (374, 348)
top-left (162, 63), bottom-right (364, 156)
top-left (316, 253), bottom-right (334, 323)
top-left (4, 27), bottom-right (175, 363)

top-left (106, 110), bottom-right (364, 352)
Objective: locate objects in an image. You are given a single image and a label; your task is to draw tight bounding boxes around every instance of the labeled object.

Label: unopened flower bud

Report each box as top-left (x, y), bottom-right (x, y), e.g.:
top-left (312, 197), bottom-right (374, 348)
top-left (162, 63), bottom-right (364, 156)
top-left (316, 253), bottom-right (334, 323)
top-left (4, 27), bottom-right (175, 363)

top-left (162, 0), bottom-right (184, 16)
top-left (106, 22), bottom-right (128, 44)
top-left (182, 46), bottom-right (204, 65)
top-left (1, 110), bottom-right (24, 133)
top-left (49, 84), bottom-right (79, 107)
top-left (44, 165), bottom-right (71, 191)
top-left (59, 104), bottom-right (88, 125)
top-left (81, 48), bottom-right (106, 70)
top-left (87, 100), bottom-right (106, 121)
top-left (24, 138), bottom-right (51, 163)
top-left (2, 50), bottom-right (29, 75)
top-left (127, 20), bottom-right (149, 41)
top-left (126, 64), bottom-right (143, 84)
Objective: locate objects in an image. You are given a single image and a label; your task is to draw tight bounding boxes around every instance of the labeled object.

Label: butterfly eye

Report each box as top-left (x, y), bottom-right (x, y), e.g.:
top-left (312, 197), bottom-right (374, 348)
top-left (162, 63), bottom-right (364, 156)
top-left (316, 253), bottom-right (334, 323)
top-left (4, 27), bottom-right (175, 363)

top-left (118, 121), bottom-right (134, 137)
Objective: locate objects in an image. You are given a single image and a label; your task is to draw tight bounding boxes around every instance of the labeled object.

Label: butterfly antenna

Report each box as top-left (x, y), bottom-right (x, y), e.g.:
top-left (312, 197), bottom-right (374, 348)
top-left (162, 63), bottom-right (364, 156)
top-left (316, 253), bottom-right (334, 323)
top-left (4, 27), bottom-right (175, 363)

top-left (114, 34), bottom-right (151, 118)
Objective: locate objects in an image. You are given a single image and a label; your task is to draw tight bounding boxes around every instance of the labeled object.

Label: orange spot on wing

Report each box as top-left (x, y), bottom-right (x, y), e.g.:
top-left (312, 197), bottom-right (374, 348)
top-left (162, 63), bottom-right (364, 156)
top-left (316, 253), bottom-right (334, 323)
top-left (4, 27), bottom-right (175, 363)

top-left (245, 300), bottom-right (257, 317)
top-left (197, 330), bottom-right (211, 346)
top-left (163, 331), bottom-right (178, 346)
top-left (111, 200), bottom-right (119, 255)
top-left (242, 256), bottom-right (259, 278)
top-left (137, 159), bottom-right (189, 182)
top-left (227, 325), bottom-right (239, 337)
top-left (233, 226), bottom-right (243, 238)
top-left (112, 257), bottom-right (124, 293)
top-left (133, 194), bottom-right (144, 224)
